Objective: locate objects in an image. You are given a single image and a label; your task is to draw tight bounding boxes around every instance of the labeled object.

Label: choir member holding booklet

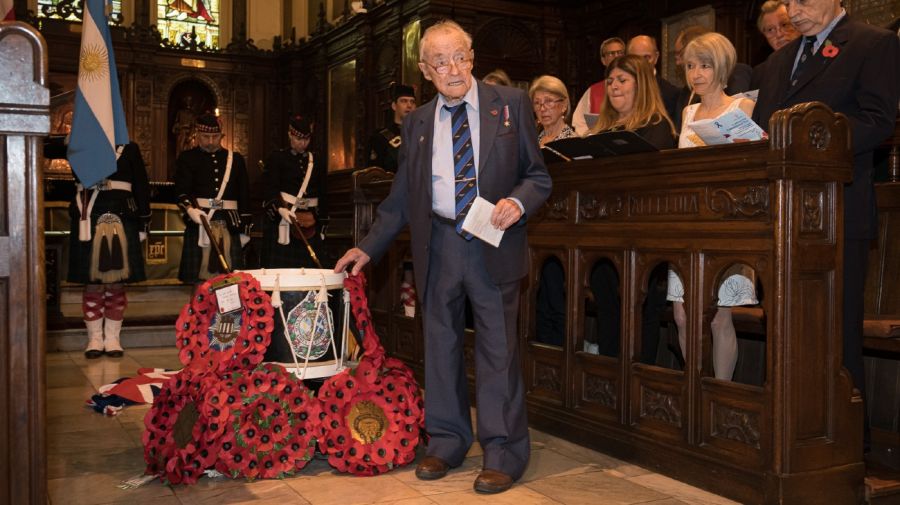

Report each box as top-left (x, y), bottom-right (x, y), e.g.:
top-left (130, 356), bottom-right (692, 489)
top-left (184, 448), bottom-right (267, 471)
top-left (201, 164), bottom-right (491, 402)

top-left (588, 54), bottom-right (677, 150)
top-left (679, 33), bottom-right (762, 148)
top-left (669, 31), bottom-right (760, 381)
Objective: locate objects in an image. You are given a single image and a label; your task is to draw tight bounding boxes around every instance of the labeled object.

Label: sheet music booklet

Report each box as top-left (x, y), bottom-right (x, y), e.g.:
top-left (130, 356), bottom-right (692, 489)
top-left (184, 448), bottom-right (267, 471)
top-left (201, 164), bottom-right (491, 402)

top-left (541, 129), bottom-right (660, 164)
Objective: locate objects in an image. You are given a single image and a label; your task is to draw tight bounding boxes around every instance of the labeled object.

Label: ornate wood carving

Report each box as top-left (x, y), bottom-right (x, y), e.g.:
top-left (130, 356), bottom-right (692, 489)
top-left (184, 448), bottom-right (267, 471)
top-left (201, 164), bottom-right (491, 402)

top-left (579, 193), bottom-right (623, 221)
top-left (711, 402), bottom-right (761, 448)
top-left (473, 18), bottom-right (540, 62)
top-left (708, 186), bottom-right (769, 219)
top-left (535, 362), bottom-right (563, 393)
top-left (544, 194), bottom-right (569, 221)
top-left (629, 191), bottom-right (700, 217)
top-left (801, 188), bottom-right (825, 234)
top-left (808, 121), bottom-right (831, 151)
top-left (583, 374), bottom-right (616, 408)
top-left (640, 386), bottom-right (682, 426)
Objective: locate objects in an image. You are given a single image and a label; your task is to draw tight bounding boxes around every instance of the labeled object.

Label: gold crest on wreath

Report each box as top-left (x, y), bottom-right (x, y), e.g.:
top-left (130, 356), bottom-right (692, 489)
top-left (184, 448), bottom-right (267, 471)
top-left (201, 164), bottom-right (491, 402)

top-left (347, 400), bottom-right (387, 444)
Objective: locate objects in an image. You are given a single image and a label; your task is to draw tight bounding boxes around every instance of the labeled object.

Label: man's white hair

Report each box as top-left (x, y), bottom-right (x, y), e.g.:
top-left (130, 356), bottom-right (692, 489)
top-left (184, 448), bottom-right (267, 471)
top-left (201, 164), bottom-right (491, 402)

top-left (419, 20), bottom-right (473, 61)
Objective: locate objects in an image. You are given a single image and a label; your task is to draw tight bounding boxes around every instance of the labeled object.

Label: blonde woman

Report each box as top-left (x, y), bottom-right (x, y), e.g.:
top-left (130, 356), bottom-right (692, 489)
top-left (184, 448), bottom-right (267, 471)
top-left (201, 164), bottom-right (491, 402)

top-left (589, 55), bottom-right (676, 149)
top-left (529, 75), bottom-right (576, 146)
top-left (670, 32), bottom-right (758, 381)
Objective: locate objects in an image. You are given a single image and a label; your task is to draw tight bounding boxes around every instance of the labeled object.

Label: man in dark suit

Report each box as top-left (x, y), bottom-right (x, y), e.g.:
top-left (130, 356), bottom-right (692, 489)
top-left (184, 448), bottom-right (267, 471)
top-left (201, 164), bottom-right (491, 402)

top-left (335, 20), bottom-right (551, 493)
top-left (753, 0), bottom-right (900, 450)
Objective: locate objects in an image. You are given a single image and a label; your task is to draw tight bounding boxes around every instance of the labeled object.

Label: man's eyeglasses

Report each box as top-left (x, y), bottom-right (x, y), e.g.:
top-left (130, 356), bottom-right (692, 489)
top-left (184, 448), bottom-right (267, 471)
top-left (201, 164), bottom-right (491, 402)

top-left (763, 22), bottom-right (793, 36)
top-left (422, 52), bottom-right (474, 75)
top-left (532, 98), bottom-right (564, 110)
top-left (601, 49), bottom-right (625, 59)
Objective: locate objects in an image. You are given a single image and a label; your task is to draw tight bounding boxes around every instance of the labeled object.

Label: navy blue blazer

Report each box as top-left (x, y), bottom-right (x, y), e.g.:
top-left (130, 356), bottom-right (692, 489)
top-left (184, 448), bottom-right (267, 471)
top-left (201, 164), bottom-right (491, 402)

top-left (753, 16), bottom-right (900, 240)
top-left (359, 82), bottom-right (552, 295)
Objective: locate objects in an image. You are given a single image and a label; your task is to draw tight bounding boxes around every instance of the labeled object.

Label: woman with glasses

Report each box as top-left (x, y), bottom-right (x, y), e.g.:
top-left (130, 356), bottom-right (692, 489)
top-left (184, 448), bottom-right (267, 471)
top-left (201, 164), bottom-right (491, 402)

top-left (589, 54), bottom-right (677, 149)
top-left (530, 75), bottom-right (576, 350)
top-left (528, 75), bottom-right (576, 147)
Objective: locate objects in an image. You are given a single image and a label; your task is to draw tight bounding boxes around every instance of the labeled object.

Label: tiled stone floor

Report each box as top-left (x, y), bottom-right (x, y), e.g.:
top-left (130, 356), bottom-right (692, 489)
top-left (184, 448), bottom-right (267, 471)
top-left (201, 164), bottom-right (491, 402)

top-left (47, 347), bottom-right (738, 505)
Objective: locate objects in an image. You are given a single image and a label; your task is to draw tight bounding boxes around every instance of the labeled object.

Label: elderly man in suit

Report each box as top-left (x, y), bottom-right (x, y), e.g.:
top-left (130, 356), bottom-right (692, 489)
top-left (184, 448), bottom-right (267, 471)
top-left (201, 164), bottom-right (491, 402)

top-left (753, 0), bottom-right (900, 450)
top-left (335, 20), bottom-right (551, 493)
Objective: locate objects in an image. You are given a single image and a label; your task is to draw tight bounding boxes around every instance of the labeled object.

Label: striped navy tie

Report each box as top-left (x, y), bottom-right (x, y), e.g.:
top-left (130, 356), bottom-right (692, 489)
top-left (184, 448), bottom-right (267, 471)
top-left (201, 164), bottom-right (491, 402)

top-left (445, 102), bottom-right (476, 240)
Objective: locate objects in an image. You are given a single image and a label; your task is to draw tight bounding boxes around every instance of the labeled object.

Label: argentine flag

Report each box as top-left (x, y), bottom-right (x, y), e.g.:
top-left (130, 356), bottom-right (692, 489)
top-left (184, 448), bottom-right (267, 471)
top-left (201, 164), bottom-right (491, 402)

top-left (67, 0), bottom-right (128, 188)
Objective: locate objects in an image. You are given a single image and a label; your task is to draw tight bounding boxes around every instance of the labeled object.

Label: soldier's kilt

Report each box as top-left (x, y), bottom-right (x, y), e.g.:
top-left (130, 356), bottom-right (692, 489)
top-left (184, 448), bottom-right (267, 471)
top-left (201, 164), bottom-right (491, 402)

top-left (67, 193), bottom-right (146, 285)
top-left (179, 217), bottom-right (244, 283)
top-left (259, 218), bottom-right (323, 269)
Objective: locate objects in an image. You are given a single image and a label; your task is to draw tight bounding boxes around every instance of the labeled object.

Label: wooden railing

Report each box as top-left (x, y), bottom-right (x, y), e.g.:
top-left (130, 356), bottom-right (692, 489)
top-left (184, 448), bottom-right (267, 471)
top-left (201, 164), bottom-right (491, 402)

top-left (0, 21), bottom-right (50, 505)
top-left (353, 102), bottom-right (867, 504)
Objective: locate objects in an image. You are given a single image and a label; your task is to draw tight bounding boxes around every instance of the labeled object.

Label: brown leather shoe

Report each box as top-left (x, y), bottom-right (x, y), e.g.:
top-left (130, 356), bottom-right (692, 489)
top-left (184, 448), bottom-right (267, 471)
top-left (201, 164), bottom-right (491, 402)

top-left (473, 469), bottom-right (514, 494)
top-left (415, 456), bottom-right (451, 480)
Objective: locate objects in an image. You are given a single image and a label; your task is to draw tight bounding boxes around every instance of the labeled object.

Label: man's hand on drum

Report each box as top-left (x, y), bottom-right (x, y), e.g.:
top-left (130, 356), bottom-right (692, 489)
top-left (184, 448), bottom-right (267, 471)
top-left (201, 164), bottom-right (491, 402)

top-left (335, 248), bottom-right (371, 275)
top-left (295, 210), bottom-right (316, 228)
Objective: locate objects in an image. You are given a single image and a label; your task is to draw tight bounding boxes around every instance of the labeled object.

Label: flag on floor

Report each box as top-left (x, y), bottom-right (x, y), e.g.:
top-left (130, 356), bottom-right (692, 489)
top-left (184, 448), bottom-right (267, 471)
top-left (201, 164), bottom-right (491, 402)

top-left (1, 0), bottom-right (14, 20)
top-left (67, 0), bottom-right (129, 188)
top-left (87, 368), bottom-right (180, 416)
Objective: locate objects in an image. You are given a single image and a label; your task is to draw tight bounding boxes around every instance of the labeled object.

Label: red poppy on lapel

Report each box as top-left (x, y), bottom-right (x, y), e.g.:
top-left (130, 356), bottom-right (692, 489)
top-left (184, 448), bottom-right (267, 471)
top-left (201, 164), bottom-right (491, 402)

top-left (822, 41), bottom-right (839, 58)
top-left (489, 109), bottom-right (498, 116)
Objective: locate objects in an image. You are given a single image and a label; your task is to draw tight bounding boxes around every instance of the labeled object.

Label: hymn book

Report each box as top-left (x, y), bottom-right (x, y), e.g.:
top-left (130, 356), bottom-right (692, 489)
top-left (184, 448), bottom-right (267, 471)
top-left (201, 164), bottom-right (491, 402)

top-left (686, 108), bottom-right (765, 146)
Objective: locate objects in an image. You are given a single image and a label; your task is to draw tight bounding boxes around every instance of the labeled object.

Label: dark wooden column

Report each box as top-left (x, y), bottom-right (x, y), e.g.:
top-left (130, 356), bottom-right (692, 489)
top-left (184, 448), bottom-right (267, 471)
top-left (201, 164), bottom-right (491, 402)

top-left (0, 21), bottom-right (49, 505)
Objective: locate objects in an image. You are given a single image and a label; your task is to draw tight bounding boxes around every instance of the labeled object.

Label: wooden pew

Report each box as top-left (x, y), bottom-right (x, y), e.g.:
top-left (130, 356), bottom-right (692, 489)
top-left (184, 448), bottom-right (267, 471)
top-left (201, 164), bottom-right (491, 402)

top-left (353, 102), bottom-right (863, 504)
top-left (0, 21), bottom-right (50, 505)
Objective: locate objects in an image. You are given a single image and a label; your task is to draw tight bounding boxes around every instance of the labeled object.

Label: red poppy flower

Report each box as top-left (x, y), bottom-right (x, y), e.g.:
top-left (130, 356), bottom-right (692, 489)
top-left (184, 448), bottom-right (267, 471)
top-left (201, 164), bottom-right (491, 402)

top-left (257, 453), bottom-right (282, 479)
top-left (822, 42), bottom-right (839, 58)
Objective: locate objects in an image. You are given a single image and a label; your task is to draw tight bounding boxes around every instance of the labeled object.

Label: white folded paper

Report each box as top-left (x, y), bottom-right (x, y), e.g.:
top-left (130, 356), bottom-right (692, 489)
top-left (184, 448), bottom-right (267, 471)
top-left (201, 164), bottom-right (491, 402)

top-left (461, 196), bottom-right (504, 247)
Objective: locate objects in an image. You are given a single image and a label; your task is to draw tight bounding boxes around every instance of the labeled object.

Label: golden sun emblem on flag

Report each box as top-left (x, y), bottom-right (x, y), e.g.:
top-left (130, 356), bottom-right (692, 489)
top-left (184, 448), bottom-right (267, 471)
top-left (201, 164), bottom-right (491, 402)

top-left (79, 43), bottom-right (109, 82)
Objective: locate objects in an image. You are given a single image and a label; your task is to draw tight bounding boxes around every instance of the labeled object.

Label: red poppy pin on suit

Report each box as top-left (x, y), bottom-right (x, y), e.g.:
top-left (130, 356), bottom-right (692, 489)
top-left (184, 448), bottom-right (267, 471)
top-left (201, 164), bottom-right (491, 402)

top-left (822, 40), bottom-right (839, 58)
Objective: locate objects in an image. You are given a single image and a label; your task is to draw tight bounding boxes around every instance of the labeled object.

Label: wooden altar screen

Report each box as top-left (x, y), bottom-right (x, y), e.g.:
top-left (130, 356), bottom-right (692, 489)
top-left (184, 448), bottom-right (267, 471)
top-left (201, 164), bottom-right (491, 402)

top-left (353, 103), bottom-right (863, 504)
top-left (0, 21), bottom-right (49, 505)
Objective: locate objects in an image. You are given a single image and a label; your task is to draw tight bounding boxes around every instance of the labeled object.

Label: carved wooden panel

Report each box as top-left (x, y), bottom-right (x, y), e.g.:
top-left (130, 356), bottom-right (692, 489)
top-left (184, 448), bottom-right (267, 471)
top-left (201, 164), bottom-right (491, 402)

top-left (578, 192), bottom-right (623, 222)
top-left (583, 374), bottom-right (617, 409)
top-left (710, 401), bottom-right (761, 449)
top-left (534, 361), bottom-right (563, 395)
top-left (630, 190), bottom-right (701, 218)
top-left (796, 276), bottom-right (830, 440)
top-left (640, 385), bottom-right (682, 427)
top-left (708, 186), bottom-right (770, 219)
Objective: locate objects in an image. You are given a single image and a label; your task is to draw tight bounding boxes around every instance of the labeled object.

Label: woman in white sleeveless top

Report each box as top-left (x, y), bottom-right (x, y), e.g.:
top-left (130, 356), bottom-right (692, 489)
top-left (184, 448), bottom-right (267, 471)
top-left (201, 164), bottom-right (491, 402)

top-left (668, 32), bottom-right (758, 381)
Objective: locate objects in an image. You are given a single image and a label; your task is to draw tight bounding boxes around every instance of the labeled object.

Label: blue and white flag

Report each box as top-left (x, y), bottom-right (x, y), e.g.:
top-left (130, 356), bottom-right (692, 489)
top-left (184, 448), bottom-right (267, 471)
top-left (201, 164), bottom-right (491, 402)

top-left (67, 0), bottom-right (129, 188)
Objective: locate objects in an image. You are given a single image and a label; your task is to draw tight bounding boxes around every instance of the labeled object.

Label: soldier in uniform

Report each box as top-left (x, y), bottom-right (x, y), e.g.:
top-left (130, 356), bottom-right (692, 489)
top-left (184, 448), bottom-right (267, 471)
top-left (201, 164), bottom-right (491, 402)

top-left (366, 83), bottom-right (416, 172)
top-left (260, 115), bottom-right (327, 269)
top-left (66, 141), bottom-right (151, 358)
top-left (175, 112), bottom-right (250, 284)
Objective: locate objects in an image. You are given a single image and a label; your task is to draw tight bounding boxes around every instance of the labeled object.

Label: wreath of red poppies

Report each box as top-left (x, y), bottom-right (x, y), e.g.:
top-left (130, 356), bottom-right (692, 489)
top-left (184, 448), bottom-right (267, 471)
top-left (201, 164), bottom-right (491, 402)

top-left (316, 273), bottom-right (425, 476)
top-left (142, 369), bottom-right (227, 485)
top-left (145, 271), bottom-right (423, 483)
top-left (216, 363), bottom-right (322, 480)
top-left (175, 272), bottom-right (274, 373)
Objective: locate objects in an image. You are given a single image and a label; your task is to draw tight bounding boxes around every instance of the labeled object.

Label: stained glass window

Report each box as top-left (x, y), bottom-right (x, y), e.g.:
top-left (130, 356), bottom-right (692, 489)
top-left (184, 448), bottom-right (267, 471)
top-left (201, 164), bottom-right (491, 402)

top-left (37, 0), bottom-right (123, 25)
top-left (157, 0), bottom-right (220, 49)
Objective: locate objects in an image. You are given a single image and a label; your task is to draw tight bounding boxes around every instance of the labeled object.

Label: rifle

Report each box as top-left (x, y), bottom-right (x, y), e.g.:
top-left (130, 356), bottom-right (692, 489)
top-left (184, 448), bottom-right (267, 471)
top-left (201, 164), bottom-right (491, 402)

top-left (193, 198), bottom-right (231, 273)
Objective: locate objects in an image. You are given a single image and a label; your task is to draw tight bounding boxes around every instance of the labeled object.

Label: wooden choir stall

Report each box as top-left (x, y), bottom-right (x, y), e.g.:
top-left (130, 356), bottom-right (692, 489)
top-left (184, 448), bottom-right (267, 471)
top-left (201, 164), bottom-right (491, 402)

top-left (353, 102), bottom-right (868, 504)
top-left (0, 21), bottom-right (49, 505)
